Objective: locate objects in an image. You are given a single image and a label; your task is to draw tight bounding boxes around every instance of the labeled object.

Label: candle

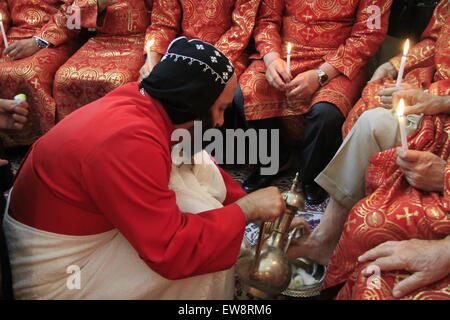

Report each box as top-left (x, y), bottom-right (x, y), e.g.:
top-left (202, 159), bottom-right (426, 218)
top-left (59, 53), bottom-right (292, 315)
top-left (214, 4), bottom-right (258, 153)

top-left (145, 39), bottom-right (154, 57)
top-left (14, 94), bottom-right (26, 103)
top-left (286, 42), bottom-right (292, 76)
top-left (397, 98), bottom-right (408, 153)
top-left (396, 39), bottom-right (410, 87)
top-left (0, 13), bottom-right (9, 49)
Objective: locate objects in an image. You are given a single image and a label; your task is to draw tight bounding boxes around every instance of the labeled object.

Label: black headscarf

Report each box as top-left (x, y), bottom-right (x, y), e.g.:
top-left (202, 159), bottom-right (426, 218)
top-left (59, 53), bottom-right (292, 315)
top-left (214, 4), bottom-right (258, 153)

top-left (141, 37), bottom-right (235, 124)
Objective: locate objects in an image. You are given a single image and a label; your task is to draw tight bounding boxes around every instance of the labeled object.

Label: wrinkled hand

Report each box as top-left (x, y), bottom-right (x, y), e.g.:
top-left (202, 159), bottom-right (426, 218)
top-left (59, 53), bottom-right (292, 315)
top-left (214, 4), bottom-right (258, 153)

top-left (3, 38), bottom-right (40, 60)
top-left (286, 70), bottom-right (320, 104)
top-left (98, 0), bottom-right (119, 11)
top-left (265, 58), bottom-right (291, 91)
top-left (396, 149), bottom-right (446, 193)
top-left (377, 82), bottom-right (416, 107)
top-left (236, 186), bottom-right (286, 223)
top-left (393, 89), bottom-right (446, 116)
top-left (359, 238), bottom-right (450, 298)
top-left (0, 99), bottom-right (29, 130)
top-left (138, 60), bottom-right (153, 82)
top-left (139, 52), bottom-right (162, 82)
top-left (369, 62), bottom-right (398, 82)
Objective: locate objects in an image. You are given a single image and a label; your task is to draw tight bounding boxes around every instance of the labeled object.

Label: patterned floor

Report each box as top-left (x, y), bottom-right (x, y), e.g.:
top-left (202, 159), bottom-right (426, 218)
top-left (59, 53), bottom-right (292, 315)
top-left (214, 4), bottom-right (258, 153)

top-left (224, 165), bottom-right (327, 246)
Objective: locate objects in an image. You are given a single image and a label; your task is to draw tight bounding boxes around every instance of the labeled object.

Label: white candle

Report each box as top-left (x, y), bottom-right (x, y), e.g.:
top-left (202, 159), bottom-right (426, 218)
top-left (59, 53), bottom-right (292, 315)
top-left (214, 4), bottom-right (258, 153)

top-left (144, 39), bottom-right (155, 72)
top-left (286, 42), bottom-right (292, 76)
top-left (145, 39), bottom-right (154, 57)
top-left (0, 13), bottom-right (9, 49)
top-left (14, 94), bottom-right (26, 103)
top-left (397, 98), bottom-right (408, 153)
top-left (396, 39), bottom-right (410, 87)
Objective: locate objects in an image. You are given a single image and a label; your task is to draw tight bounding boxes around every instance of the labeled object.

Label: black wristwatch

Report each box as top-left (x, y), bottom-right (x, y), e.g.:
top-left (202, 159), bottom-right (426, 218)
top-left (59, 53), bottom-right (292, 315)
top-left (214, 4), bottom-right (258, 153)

top-left (32, 36), bottom-right (52, 49)
top-left (315, 68), bottom-right (329, 86)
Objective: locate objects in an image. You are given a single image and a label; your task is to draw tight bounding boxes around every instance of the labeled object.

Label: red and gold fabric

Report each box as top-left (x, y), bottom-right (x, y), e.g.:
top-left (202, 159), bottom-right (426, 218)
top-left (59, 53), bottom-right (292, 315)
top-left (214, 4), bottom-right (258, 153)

top-left (147, 0), bottom-right (261, 77)
top-left (325, 113), bottom-right (450, 299)
top-left (0, 0), bottom-right (79, 146)
top-left (51, 0), bottom-right (153, 121)
top-left (240, 0), bottom-right (392, 121)
top-left (342, 0), bottom-right (450, 137)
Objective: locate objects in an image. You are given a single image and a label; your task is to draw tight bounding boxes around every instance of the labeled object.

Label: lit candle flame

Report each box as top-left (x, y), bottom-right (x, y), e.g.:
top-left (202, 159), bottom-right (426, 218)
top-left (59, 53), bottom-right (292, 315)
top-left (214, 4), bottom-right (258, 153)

top-left (0, 13), bottom-right (3, 21)
top-left (287, 42), bottom-right (292, 55)
top-left (403, 39), bottom-right (410, 56)
top-left (145, 39), bottom-right (154, 54)
top-left (397, 98), bottom-right (405, 117)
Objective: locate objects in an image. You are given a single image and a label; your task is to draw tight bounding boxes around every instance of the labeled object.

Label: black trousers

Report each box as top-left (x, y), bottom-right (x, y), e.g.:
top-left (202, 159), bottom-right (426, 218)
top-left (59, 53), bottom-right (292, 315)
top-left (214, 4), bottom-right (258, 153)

top-left (248, 102), bottom-right (345, 186)
top-left (300, 102), bottom-right (345, 185)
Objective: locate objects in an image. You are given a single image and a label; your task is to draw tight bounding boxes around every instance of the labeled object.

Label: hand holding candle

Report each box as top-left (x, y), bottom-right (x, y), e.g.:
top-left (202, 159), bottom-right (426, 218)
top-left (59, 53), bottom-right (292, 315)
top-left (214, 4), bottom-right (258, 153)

top-left (0, 13), bottom-right (9, 49)
top-left (396, 39), bottom-right (410, 88)
top-left (139, 39), bottom-right (155, 81)
top-left (397, 98), bottom-right (408, 153)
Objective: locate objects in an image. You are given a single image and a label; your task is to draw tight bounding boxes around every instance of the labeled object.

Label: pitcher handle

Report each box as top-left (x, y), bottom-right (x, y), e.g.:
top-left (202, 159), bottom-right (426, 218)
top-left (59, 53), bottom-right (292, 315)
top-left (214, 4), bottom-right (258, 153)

top-left (252, 221), bottom-right (272, 272)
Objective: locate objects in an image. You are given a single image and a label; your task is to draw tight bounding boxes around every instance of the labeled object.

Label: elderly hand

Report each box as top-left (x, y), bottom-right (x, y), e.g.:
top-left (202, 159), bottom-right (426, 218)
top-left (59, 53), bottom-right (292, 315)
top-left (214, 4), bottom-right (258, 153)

top-left (377, 82), bottom-right (416, 107)
top-left (286, 69), bottom-right (320, 104)
top-left (393, 89), bottom-right (449, 116)
top-left (359, 237), bottom-right (450, 298)
top-left (0, 99), bottom-right (29, 130)
top-left (264, 52), bottom-right (291, 91)
top-left (138, 52), bottom-right (162, 82)
top-left (396, 149), bottom-right (446, 193)
top-left (3, 38), bottom-right (40, 60)
top-left (139, 60), bottom-right (153, 82)
top-left (369, 62), bottom-right (398, 82)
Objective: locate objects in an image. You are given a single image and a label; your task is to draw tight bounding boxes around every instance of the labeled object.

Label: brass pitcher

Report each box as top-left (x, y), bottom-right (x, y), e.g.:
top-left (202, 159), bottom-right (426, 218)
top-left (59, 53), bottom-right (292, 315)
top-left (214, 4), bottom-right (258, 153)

top-left (236, 173), bottom-right (305, 299)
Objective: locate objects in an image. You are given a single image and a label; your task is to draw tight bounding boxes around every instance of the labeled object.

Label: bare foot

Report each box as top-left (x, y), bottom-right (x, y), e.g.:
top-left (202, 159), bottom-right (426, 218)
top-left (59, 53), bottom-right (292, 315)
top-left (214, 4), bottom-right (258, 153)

top-left (287, 230), bottom-right (338, 266)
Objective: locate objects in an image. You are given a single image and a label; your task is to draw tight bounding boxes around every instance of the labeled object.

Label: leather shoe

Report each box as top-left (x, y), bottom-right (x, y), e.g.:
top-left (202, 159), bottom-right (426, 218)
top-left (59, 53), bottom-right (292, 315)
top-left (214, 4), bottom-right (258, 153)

top-left (303, 183), bottom-right (328, 205)
top-left (242, 151), bottom-right (292, 193)
top-left (242, 168), bottom-right (280, 193)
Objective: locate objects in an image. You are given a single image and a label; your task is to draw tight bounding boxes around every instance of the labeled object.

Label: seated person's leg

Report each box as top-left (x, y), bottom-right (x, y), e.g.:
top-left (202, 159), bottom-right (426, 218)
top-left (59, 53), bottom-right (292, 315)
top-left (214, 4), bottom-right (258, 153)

top-left (316, 107), bottom-right (422, 210)
top-left (300, 102), bottom-right (345, 204)
top-left (242, 117), bottom-right (291, 192)
top-left (288, 107), bottom-right (422, 265)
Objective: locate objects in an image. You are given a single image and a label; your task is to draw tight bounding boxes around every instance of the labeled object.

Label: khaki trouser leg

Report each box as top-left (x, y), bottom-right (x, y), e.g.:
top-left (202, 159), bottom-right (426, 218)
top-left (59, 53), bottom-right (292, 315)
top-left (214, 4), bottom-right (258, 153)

top-left (315, 108), bottom-right (423, 210)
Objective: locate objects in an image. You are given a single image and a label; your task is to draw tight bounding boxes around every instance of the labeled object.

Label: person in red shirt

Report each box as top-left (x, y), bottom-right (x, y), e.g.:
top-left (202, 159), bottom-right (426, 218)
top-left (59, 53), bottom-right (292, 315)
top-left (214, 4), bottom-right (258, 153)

top-left (3, 37), bottom-right (285, 299)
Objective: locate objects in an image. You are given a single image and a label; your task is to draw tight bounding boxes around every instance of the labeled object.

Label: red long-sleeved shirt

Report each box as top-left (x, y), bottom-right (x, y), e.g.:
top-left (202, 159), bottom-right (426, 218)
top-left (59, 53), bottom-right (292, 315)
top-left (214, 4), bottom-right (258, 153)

top-left (9, 82), bottom-right (247, 280)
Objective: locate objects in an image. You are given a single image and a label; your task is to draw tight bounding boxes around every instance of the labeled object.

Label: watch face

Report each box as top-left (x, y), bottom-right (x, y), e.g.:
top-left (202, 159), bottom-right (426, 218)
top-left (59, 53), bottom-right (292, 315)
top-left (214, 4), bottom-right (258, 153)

top-left (35, 38), bottom-right (48, 48)
top-left (317, 69), bottom-right (328, 85)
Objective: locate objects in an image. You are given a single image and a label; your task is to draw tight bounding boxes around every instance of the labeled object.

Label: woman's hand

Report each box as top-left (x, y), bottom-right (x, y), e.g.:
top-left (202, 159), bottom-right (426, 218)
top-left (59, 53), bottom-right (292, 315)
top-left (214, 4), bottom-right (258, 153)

top-left (369, 62), bottom-right (398, 82)
top-left (3, 38), bottom-right (40, 60)
top-left (359, 237), bottom-right (450, 298)
top-left (286, 70), bottom-right (320, 104)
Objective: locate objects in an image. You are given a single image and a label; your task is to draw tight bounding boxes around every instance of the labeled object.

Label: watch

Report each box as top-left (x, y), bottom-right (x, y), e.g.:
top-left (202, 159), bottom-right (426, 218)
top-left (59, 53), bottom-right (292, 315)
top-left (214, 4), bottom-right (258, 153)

top-left (315, 68), bottom-right (329, 87)
top-left (32, 36), bottom-right (51, 49)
